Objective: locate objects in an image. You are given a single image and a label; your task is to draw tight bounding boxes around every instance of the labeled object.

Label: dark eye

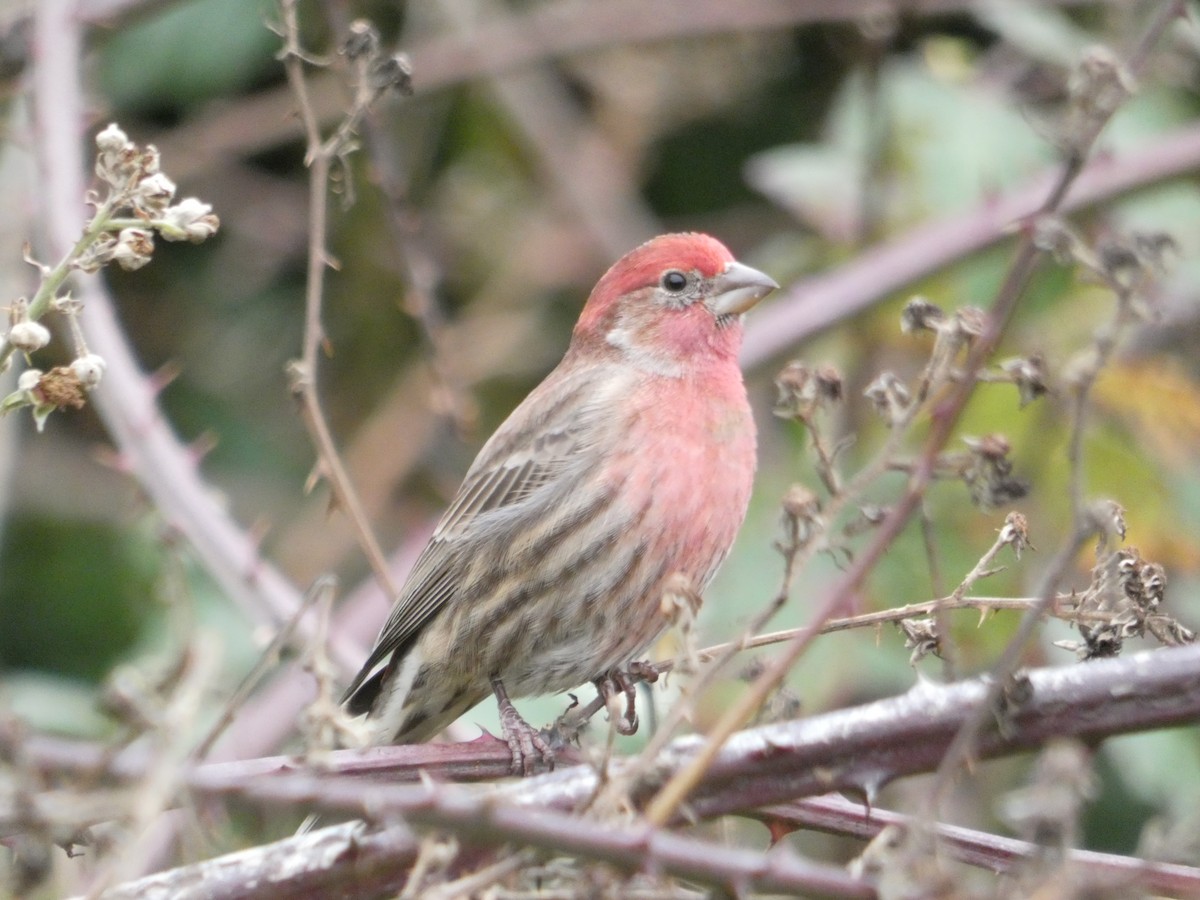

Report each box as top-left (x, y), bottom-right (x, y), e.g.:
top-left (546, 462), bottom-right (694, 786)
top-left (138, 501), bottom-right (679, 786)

top-left (660, 270), bottom-right (688, 293)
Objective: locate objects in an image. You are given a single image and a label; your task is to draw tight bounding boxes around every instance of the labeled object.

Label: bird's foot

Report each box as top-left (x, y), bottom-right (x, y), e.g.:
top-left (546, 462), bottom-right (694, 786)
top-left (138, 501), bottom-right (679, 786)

top-left (491, 677), bottom-right (554, 775)
top-left (625, 659), bottom-right (660, 685)
top-left (594, 665), bottom-right (653, 736)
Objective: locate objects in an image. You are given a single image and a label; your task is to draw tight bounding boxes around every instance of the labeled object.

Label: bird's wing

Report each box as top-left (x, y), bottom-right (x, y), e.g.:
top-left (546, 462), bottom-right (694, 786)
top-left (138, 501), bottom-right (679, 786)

top-left (342, 365), bottom-right (618, 708)
top-left (432, 424), bottom-right (579, 541)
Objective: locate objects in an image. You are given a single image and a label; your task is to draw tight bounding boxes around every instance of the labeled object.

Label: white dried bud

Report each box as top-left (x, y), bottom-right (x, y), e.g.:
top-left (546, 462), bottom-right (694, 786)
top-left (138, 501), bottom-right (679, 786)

top-left (159, 198), bottom-right (220, 243)
top-left (95, 123), bottom-right (130, 153)
top-left (17, 368), bottom-right (42, 392)
top-left (8, 320), bottom-right (51, 353)
top-left (71, 354), bottom-right (106, 389)
top-left (140, 144), bottom-right (161, 176)
top-left (111, 227), bottom-right (155, 271)
top-left (96, 133), bottom-right (141, 189)
top-left (134, 172), bottom-right (176, 213)
top-left (74, 235), bottom-right (117, 273)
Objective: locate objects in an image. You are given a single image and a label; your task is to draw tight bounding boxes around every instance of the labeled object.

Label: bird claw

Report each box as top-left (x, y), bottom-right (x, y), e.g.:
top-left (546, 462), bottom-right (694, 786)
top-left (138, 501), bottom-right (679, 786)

top-left (626, 659), bottom-right (660, 685)
top-left (492, 677), bottom-right (554, 775)
top-left (595, 668), bottom-right (645, 736)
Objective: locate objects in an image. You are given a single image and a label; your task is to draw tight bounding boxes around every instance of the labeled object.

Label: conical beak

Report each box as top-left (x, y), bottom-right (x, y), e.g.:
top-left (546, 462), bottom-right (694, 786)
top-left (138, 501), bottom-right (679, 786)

top-left (708, 260), bottom-right (779, 317)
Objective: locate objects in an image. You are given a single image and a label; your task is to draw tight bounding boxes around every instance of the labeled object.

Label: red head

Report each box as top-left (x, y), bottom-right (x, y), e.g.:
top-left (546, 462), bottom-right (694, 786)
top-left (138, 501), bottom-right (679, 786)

top-left (571, 233), bottom-right (778, 372)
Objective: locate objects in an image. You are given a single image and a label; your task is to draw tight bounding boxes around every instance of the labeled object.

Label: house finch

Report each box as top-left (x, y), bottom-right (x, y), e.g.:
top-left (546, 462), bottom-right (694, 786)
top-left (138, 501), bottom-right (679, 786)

top-left (343, 233), bottom-right (777, 771)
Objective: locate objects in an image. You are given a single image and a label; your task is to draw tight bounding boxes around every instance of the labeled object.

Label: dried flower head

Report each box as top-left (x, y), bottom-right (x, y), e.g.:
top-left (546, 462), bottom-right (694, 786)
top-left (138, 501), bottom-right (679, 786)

top-left (960, 434), bottom-right (1028, 510)
top-left (947, 306), bottom-right (985, 343)
top-left (371, 53), bottom-right (414, 95)
top-left (778, 483), bottom-right (821, 553)
top-left (851, 823), bottom-right (953, 899)
top-left (1094, 229), bottom-right (1178, 293)
top-left (1057, 546), bottom-right (1191, 660)
top-left (1132, 230), bottom-right (1178, 271)
top-left (341, 19), bottom-right (380, 60)
top-left (94, 123), bottom-right (141, 188)
top-left (921, 305), bottom-right (987, 390)
top-left (139, 144), bottom-right (161, 177)
top-left (864, 371), bottom-right (912, 427)
top-left (132, 172), bottom-right (177, 216)
top-left (898, 617), bottom-right (940, 665)
top-left (999, 354), bottom-right (1050, 408)
top-left (95, 122), bottom-right (130, 154)
top-left (2, 365), bottom-right (90, 431)
top-left (1088, 498), bottom-right (1127, 547)
top-left (900, 296), bottom-right (945, 333)
top-left (843, 503), bottom-right (889, 537)
top-left (111, 227), bottom-right (155, 271)
top-left (998, 511), bottom-right (1033, 559)
top-left (659, 572), bottom-right (702, 625)
top-left (1032, 216), bottom-right (1084, 265)
top-left (660, 572), bottom-right (703, 674)
top-left (1140, 561), bottom-right (1166, 613)
top-left (773, 361), bottom-right (843, 421)
top-left (1069, 45), bottom-right (1136, 121)
top-left (159, 198), bottom-right (221, 243)
top-left (37, 366), bottom-right (87, 409)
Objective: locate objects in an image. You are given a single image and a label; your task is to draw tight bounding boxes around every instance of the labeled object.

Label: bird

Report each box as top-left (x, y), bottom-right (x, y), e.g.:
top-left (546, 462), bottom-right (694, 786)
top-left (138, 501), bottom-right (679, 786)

top-left (342, 232), bottom-right (778, 772)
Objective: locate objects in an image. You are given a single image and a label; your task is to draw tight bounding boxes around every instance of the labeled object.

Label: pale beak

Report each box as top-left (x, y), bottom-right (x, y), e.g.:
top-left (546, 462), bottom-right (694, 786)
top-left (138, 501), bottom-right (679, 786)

top-left (707, 260), bottom-right (779, 317)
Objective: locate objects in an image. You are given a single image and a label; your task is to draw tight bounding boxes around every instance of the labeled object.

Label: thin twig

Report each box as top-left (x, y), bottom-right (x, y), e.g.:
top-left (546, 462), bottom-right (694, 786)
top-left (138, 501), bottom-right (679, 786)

top-left (762, 794), bottom-right (1200, 897)
top-left (314, 0), bottom-right (477, 438)
top-left (81, 637), bottom-right (221, 898)
top-left (527, 591), bottom-right (1081, 734)
top-left (190, 576), bottom-right (337, 763)
top-left (419, 848), bottom-right (537, 900)
top-left (278, 0), bottom-right (400, 601)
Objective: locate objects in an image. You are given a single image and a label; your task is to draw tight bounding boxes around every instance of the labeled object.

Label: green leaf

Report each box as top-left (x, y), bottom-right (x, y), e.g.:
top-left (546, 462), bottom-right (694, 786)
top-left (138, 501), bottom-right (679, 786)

top-left (97, 0), bottom-right (278, 112)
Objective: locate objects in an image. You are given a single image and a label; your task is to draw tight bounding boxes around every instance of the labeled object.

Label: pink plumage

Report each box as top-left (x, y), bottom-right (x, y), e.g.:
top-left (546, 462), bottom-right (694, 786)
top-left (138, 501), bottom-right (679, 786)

top-left (343, 233), bottom-right (778, 769)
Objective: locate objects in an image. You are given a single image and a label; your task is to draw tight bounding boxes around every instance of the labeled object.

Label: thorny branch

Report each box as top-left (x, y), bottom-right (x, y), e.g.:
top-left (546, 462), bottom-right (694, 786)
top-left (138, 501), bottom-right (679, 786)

top-left (764, 794), bottom-right (1200, 898)
top-left (26, 640), bottom-right (1200, 897)
top-left (95, 815), bottom-right (870, 900)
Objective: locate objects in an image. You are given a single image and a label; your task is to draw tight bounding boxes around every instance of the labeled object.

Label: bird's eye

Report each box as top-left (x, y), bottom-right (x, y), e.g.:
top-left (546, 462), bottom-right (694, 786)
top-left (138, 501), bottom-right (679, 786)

top-left (660, 270), bottom-right (688, 293)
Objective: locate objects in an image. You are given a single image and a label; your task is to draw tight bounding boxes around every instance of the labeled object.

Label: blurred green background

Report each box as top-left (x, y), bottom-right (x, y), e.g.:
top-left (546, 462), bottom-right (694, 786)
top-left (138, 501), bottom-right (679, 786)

top-left (1, 0), bottom-right (1199, 865)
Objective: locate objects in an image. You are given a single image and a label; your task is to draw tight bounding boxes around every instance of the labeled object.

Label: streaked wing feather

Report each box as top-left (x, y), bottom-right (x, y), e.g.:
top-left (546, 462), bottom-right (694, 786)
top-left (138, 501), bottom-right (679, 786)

top-left (342, 372), bottom-right (613, 703)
